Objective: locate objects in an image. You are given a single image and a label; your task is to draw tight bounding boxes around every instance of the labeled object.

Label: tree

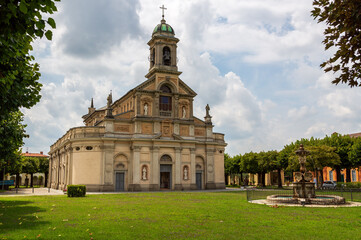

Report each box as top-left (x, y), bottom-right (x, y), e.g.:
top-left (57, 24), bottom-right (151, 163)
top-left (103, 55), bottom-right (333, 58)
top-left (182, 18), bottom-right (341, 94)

top-left (312, 0), bottom-right (361, 87)
top-left (0, 0), bottom-right (59, 166)
top-left (0, 111), bottom-right (27, 178)
top-left (22, 156), bottom-right (39, 187)
top-left (38, 157), bottom-right (49, 187)
top-left (240, 152), bottom-right (259, 185)
top-left (224, 153), bottom-right (241, 185)
top-left (323, 133), bottom-right (353, 182)
top-left (348, 137), bottom-right (361, 170)
top-left (307, 145), bottom-right (340, 188)
top-left (266, 150), bottom-right (281, 188)
top-left (7, 150), bottom-right (23, 188)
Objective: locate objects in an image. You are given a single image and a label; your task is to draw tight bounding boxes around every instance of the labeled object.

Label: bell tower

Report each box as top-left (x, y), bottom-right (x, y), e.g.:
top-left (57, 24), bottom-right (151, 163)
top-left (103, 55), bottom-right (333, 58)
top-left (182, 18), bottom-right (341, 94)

top-left (146, 5), bottom-right (181, 79)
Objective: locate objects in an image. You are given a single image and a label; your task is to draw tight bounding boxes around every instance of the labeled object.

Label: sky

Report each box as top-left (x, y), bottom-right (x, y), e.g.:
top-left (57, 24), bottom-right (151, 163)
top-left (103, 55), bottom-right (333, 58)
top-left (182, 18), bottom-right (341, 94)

top-left (24, 0), bottom-right (361, 156)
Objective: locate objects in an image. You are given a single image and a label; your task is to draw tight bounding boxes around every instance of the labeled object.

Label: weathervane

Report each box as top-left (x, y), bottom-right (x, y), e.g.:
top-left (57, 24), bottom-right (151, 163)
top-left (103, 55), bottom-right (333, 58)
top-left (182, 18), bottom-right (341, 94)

top-left (160, 4), bottom-right (167, 20)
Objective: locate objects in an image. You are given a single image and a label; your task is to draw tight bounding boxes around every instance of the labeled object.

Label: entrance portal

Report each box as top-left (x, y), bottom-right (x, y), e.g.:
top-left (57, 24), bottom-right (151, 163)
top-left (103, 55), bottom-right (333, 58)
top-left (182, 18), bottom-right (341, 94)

top-left (160, 164), bottom-right (172, 189)
top-left (196, 172), bottom-right (202, 190)
top-left (115, 172), bottom-right (125, 192)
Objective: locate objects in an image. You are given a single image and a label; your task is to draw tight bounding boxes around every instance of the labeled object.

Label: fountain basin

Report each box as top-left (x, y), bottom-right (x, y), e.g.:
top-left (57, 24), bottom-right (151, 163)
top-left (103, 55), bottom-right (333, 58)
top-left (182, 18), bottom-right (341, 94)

top-left (267, 194), bottom-right (346, 205)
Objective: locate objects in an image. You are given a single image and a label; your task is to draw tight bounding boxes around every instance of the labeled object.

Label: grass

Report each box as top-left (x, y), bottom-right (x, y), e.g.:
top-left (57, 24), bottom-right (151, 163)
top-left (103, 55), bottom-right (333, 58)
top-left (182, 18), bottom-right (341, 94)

top-left (1, 191), bottom-right (361, 239)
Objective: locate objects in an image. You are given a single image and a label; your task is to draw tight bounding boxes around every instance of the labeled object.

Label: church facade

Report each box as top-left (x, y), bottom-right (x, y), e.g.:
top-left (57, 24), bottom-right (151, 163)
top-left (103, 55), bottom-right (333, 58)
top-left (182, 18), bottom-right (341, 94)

top-left (48, 16), bottom-right (227, 192)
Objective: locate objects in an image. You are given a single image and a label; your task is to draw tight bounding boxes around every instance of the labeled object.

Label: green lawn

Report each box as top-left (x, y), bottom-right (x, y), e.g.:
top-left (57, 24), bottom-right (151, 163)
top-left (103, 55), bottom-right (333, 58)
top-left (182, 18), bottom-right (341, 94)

top-left (1, 191), bottom-right (361, 239)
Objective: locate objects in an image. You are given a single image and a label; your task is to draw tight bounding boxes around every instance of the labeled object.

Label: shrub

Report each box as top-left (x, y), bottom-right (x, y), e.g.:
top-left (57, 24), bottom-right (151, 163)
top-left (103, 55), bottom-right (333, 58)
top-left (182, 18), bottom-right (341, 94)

top-left (344, 182), bottom-right (361, 189)
top-left (67, 185), bottom-right (86, 197)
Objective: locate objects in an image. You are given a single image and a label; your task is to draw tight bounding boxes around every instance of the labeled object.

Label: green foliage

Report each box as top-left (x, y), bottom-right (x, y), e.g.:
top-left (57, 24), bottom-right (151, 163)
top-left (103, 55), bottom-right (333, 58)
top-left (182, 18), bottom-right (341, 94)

top-left (343, 182), bottom-right (361, 189)
top-left (312, 0), bottom-right (361, 87)
top-left (323, 133), bottom-right (353, 169)
top-left (38, 157), bottom-right (49, 175)
top-left (0, 0), bottom-right (59, 167)
top-left (22, 157), bottom-right (39, 174)
top-left (0, 112), bottom-right (27, 170)
top-left (349, 137), bottom-right (361, 167)
top-left (67, 185), bottom-right (86, 197)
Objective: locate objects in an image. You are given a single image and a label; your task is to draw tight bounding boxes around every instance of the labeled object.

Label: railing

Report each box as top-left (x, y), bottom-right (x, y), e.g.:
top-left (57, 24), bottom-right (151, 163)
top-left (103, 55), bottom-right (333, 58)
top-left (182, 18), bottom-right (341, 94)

top-left (246, 188), bottom-right (361, 202)
top-left (50, 126), bottom-right (105, 151)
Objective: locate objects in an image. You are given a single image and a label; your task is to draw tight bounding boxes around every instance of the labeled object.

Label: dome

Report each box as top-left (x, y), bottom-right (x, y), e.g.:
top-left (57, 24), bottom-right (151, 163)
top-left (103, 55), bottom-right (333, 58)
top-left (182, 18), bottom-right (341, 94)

top-left (152, 19), bottom-right (175, 36)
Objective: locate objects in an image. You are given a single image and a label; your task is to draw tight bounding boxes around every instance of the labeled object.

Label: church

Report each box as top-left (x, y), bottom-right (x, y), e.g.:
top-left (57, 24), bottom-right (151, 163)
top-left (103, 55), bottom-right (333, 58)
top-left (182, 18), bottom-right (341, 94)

top-left (48, 12), bottom-right (227, 192)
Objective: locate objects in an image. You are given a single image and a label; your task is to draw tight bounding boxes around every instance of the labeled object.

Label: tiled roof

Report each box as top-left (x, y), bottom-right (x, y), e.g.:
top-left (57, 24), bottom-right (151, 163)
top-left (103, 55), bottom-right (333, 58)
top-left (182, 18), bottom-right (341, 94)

top-left (21, 152), bottom-right (49, 158)
top-left (348, 132), bottom-right (361, 138)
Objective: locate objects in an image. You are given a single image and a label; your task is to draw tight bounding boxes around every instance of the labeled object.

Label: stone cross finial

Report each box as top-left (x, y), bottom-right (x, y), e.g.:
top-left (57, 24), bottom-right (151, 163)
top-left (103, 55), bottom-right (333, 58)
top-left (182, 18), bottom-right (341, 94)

top-left (160, 5), bottom-right (167, 20)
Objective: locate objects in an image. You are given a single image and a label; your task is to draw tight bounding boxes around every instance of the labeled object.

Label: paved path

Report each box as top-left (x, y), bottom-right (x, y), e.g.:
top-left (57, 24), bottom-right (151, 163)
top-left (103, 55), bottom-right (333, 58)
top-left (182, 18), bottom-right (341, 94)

top-left (0, 187), bottom-right (243, 197)
top-left (0, 188), bottom-right (64, 197)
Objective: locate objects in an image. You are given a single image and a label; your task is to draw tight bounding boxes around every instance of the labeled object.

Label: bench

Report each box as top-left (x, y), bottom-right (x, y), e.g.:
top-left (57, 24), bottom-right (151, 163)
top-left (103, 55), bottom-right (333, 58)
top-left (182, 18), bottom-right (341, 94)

top-left (0, 180), bottom-right (15, 190)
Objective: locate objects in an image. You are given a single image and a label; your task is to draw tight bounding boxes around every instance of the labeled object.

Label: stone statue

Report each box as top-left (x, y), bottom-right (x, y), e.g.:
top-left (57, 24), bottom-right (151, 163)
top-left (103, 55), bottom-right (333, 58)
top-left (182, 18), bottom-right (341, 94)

top-left (205, 104), bottom-right (210, 117)
top-left (182, 106), bottom-right (186, 118)
top-left (107, 91), bottom-right (112, 108)
top-left (142, 166), bottom-right (147, 180)
top-left (144, 103), bottom-right (148, 115)
top-left (184, 167), bottom-right (188, 180)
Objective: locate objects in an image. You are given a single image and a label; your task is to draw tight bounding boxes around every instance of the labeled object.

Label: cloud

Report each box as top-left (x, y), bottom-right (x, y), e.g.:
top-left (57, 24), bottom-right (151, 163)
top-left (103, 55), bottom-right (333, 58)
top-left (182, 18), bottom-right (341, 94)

top-left (57, 0), bottom-right (141, 58)
top-left (23, 0), bottom-right (361, 158)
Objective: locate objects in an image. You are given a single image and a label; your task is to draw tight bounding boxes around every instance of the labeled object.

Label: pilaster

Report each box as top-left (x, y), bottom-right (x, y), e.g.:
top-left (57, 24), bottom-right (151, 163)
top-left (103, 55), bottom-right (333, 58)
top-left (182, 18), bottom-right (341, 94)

top-left (151, 146), bottom-right (160, 190)
top-left (174, 147), bottom-right (182, 190)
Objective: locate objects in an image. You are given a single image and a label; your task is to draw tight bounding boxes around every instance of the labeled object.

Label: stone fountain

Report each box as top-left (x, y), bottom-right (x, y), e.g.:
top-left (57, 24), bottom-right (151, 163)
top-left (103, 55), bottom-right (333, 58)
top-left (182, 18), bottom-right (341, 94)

top-left (293, 144), bottom-right (315, 202)
top-left (266, 144), bottom-right (345, 205)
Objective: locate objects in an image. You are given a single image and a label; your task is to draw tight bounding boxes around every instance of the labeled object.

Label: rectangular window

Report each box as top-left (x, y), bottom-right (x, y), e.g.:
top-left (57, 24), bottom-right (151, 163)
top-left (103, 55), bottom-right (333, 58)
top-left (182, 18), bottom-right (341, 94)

top-left (160, 96), bottom-right (172, 111)
top-left (329, 171), bottom-right (333, 181)
top-left (352, 170), bottom-right (357, 182)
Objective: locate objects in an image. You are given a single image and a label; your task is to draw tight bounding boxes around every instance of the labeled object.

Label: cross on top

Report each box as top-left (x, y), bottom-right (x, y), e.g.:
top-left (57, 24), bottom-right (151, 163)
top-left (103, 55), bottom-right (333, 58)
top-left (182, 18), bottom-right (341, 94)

top-left (160, 5), bottom-right (167, 20)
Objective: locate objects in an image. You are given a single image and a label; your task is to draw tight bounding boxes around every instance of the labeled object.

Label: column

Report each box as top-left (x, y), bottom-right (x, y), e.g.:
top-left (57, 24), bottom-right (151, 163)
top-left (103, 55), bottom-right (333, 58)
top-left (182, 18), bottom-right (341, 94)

top-left (206, 148), bottom-right (216, 189)
top-left (174, 94), bottom-right (179, 118)
top-left (151, 146), bottom-right (160, 190)
top-left (174, 147), bottom-right (182, 190)
top-left (131, 146), bottom-right (141, 191)
top-left (190, 148), bottom-right (196, 189)
top-left (103, 142), bottom-right (115, 191)
top-left (190, 99), bottom-right (194, 118)
top-left (136, 93), bottom-right (141, 116)
top-left (48, 155), bottom-right (52, 188)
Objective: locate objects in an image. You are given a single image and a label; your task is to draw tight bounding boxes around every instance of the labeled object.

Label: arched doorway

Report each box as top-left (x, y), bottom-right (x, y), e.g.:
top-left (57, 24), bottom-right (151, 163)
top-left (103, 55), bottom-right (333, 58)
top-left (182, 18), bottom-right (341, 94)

top-left (160, 154), bottom-right (172, 189)
top-left (196, 156), bottom-right (205, 190)
top-left (114, 154), bottom-right (128, 192)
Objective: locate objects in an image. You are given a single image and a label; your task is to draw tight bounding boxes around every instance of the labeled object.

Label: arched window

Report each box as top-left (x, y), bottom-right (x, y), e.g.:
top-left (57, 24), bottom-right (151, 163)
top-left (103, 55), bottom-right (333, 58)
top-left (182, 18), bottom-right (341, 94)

top-left (159, 85), bottom-right (172, 114)
top-left (151, 48), bottom-right (155, 67)
top-left (163, 46), bottom-right (171, 66)
top-left (160, 85), bottom-right (171, 93)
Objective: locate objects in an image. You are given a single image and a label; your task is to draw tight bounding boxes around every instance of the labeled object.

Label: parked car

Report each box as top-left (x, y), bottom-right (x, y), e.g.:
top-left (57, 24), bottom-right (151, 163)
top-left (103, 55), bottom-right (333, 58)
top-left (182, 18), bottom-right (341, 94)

top-left (322, 181), bottom-right (337, 189)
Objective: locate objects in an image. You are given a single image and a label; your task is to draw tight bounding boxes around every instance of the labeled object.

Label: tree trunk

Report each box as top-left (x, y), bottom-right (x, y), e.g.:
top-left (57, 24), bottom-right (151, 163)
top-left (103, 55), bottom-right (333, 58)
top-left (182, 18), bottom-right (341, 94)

top-left (16, 173), bottom-right (20, 188)
top-left (277, 169), bottom-right (283, 188)
top-left (44, 173), bottom-right (48, 187)
top-left (261, 172), bottom-right (266, 187)
top-left (30, 173), bottom-right (34, 188)
top-left (335, 166), bottom-right (342, 182)
top-left (257, 173), bottom-right (262, 186)
top-left (315, 170), bottom-right (319, 189)
top-left (0, 169), bottom-right (3, 181)
top-left (320, 170), bottom-right (324, 186)
top-left (240, 172), bottom-right (243, 184)
top-left (346, 168), bottom-right (351, 182)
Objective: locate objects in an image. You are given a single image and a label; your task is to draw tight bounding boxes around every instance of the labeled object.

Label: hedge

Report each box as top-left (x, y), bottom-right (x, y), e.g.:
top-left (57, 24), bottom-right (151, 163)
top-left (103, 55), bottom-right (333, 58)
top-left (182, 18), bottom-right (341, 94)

top-left (67, 185), bottom-right (86, 197)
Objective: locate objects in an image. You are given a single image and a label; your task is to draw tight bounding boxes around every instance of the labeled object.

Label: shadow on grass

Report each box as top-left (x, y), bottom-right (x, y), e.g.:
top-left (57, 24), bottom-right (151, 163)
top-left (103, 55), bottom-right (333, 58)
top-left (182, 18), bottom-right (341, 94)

top-left (0, 200), bottom-right (49, 236)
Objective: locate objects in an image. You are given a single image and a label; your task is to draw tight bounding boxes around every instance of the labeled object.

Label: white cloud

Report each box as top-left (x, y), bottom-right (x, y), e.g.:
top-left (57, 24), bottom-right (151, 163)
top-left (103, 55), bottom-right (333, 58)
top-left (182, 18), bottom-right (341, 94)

top-left (23, 0), bottom-right (361, 157)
